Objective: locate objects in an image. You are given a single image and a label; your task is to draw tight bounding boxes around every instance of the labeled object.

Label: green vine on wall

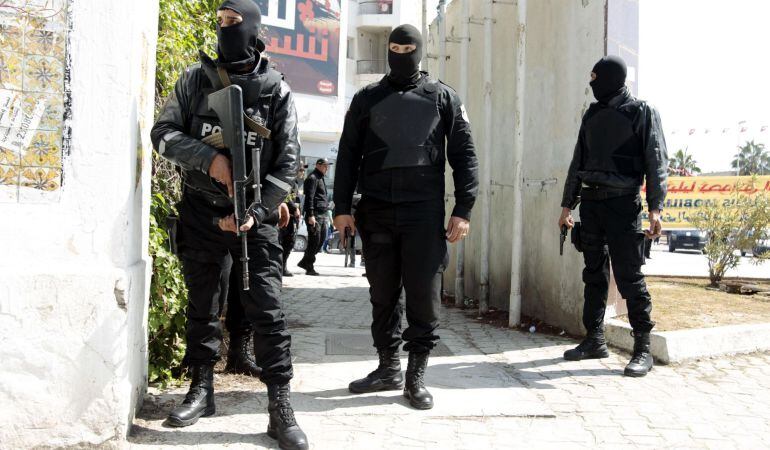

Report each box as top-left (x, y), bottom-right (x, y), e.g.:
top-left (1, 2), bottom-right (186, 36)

top-left (148, 0), bottom-right (219, 386)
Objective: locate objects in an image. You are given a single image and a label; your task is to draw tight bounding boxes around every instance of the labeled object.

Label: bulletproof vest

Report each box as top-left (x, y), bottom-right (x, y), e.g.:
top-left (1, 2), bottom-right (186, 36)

top-left (363, 78), bottom-right (442, 173)
top-left (581, 106), bottom-right (644, 176)
top-left (183, 61), bottom-right (282, 203)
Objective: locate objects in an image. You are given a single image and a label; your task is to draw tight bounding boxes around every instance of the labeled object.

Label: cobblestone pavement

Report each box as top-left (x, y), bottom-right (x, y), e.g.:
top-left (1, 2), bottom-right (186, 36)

top-left (130, 253), bottom-right (770, 449)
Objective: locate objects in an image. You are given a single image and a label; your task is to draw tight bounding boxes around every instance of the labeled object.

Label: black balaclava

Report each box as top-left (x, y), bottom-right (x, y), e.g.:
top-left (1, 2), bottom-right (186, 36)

top-left (590, 55), bottom-right (627, 103)
top-left (216, 0), bottom-right (262, 72)
top-left (387, 24), bottom-right (423, 86)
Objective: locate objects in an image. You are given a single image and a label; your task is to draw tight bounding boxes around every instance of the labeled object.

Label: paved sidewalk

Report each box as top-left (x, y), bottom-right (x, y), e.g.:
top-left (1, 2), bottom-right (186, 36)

top-left (130, 253), bottom-right (770, 449)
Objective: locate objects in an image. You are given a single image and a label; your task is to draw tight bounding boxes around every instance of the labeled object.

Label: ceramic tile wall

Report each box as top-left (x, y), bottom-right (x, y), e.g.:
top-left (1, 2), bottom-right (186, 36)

top-left (0, 0), bottom-right (69, 203)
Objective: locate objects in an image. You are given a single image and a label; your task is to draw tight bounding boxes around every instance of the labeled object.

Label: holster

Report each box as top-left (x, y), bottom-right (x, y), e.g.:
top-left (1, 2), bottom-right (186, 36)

top-left (166, 214), bottom-right (181, 255)
top-left (571, 222), bottom-right (583, 253)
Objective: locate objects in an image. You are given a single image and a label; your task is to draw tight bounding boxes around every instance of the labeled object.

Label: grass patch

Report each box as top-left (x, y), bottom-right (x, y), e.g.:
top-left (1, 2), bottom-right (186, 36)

top-left (617, 277), bottom-right (770, 331)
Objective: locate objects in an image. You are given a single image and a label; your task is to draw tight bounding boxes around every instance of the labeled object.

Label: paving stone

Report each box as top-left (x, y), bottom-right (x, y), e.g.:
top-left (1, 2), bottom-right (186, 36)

top-left (128, 253), bottom-right (770, 449)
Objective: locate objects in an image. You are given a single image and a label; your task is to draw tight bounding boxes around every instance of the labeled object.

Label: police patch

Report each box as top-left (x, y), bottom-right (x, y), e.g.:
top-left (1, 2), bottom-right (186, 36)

top-left (460, 104), bottom-right (470, 123)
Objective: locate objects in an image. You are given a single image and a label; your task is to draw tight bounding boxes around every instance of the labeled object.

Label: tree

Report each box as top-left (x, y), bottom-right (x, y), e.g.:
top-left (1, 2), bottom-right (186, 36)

top-left (731, 140), bottom-right (770, 176)
top-left (668, 147), bottom-right (701, 176)
top-left (690, 179), bottom-right (770, 287)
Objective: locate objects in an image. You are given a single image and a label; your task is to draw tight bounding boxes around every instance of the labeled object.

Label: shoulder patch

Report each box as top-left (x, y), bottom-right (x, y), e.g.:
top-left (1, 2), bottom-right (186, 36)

top-left (460, 104), bottom-right (470, 123)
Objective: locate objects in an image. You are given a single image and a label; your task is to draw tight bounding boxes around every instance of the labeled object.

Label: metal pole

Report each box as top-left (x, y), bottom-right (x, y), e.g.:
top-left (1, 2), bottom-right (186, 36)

top-left (438, 0), bottom-right (447, 80)
top-left (479, 0), bottom-right (493, 315)
top-left (508, 0), bottom-right (527, 327)
top-left (422, 0), bottom-right (428, 50)
top-left (455, 0), bottom-right (470, 308)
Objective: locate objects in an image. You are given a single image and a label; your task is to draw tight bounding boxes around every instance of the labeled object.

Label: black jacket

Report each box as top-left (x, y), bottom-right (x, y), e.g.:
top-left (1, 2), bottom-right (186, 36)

top-left (303, 168), bottom-right (329, 218)
top-left (333, 74), bottom-right (478, 220)
top-left (151, 54), bottom-right (300, 218)
top-left (561, 88), bottom-right (668, 211)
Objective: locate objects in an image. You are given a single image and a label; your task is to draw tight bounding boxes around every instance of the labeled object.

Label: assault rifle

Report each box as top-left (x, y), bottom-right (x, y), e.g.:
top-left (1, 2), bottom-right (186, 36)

top-left (207, 85), bottom-right (261, 291)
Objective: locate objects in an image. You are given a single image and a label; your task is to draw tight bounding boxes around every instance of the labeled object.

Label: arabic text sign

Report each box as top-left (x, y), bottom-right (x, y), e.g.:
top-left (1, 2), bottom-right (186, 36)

top-left (641, 176), bottom-right (770, 229)
top-left (257, 0), bottom-right (341, 97)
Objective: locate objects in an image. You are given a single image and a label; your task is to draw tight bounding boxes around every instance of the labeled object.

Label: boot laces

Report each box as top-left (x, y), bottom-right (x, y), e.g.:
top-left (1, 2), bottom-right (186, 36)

top-left (276, 403), bottom-right (297, 427)
top-left (183, 385), bottom-right (205, 404)
top-left (407, 357), bottom-right (426, 389)
top-left (240, 336), bottom-right (252, 355)
top-left (369, 351), bottom-right (397, 378)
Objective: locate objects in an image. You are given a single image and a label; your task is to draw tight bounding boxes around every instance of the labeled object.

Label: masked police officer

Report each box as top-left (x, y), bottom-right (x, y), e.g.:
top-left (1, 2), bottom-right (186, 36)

top-left (151, 1), bottom-right (308, 448)
top-left (559, 55), bottom-right (668, 378)
top-left (333, 24), bottom-right (478, 409)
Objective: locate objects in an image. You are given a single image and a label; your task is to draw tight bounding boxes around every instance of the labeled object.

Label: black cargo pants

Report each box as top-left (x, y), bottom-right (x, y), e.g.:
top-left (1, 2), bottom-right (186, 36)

top-left (300, 214), bottom-right (328, 269)
top-left (355, 197), bottom-right (448, 353)
top-left (177, 193), bottom-right (292, 385)
top-left (579, 193), bottom-right (655, 333)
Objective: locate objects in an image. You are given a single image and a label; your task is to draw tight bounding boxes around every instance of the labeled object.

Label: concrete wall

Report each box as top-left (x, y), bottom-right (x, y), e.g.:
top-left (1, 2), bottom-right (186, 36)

top-left (0, 0), bottom-right (157, 447)
top-left (429, 0), bottom-right (606, 334)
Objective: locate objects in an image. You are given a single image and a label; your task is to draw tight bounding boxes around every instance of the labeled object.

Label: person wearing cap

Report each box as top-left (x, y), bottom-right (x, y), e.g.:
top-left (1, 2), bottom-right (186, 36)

top-left (333, 24), bottom-right (478, 409)
top-left (150, 1), bottom-right (308, 448)
top-left (298, 158), bottom-right (331, 276)
top-left (559, 55), bottom-right (668, 378)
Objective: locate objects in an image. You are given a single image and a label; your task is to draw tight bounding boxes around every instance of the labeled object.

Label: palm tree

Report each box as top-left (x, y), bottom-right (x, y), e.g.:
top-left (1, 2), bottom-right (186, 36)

top-left (668, 148), bottom-right (701, 176)
top-left (732, 140), bottom-right (770, 175)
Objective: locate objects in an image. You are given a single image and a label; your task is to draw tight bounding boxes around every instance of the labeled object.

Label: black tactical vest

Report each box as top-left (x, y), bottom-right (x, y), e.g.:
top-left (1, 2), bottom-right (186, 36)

top-left (362, 78), bottom-right (443, 174)
top-left (582, 106), bottom-right (644, 176)
top-left (183, 58), bottom-right (283, 203)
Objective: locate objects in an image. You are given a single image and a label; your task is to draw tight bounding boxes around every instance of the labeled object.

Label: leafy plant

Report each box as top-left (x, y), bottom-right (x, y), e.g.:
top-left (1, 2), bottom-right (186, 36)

top-left (668, 147), bottom-right (701, 176)
top-left (148, 0), bottom-right (219, 386)
top-left (690, 179), bottom-right (770, 287)
top-left (731, 140), bottom-right (770, 176)
top-left (148, 191), bottom-right (188, 386)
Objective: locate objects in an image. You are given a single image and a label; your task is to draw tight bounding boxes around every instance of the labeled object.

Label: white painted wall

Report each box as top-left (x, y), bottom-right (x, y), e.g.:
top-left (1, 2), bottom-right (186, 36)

top-left (430, 0), bottom-right (606, 333)
top-left (0, 0), bottom-right (158, 447)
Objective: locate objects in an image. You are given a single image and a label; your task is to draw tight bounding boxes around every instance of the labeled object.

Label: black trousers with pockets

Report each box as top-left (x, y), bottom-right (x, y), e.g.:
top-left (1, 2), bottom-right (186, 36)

top-left (300, 215), bottom-right (328, 269)
top-left (177, 193), bottom-right (292, 385)
top-left (579, 193), bottom-right (655, 333)
top-left (355, 198), bottom-right (448, 354)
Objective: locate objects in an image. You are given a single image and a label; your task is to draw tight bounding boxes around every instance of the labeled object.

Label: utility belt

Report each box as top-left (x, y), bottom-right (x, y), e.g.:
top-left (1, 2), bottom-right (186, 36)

top-left (580, 184), bottom-right (639, 201)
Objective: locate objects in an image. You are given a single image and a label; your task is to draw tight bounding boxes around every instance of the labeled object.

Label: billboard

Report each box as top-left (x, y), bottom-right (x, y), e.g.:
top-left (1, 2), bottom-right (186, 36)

top-left (641, 176), bottom-right (770, 229)
top-left (256, 0), bottom-right (342, 97)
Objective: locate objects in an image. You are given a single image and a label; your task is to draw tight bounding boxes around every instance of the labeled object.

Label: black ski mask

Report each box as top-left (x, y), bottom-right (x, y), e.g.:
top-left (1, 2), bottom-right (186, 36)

top-left (216, 0), bottom-right (262, 72)
top-left (387, 25), bottom-right (423, 86)
top-left (590, 55), bottom-right (627, 103)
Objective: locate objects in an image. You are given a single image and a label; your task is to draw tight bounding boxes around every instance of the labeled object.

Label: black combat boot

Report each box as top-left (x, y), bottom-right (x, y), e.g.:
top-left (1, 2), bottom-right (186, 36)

top-left (166, 365), bottom-right (215, 427)
top-left (348, 349), bottom-right (404, 393)
top-left (224, 333), bottom-right (262, 377)
top-left (403, 352), bottom-right (433, 410)
top-left (624, 331), bottom-right (654, 377)
top-left (563, 328), bottom-right (610, 361)
top-left (266, 384), bottom-right (309, 450)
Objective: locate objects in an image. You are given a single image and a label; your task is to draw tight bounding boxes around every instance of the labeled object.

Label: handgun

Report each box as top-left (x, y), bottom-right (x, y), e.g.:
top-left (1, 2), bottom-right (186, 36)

top-left (560, 225), bottom-right (568, 256)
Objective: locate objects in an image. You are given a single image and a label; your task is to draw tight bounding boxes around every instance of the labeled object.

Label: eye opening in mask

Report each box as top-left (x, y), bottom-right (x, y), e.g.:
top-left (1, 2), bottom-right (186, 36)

top-left (217, 8), bottom-right (243, 27)
top-left (389, 43), bottom-right (417, 54)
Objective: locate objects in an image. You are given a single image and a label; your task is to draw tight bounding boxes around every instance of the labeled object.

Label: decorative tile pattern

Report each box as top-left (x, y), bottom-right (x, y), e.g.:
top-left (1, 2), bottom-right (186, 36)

top-left (0, 0), bottom-right (69, 203)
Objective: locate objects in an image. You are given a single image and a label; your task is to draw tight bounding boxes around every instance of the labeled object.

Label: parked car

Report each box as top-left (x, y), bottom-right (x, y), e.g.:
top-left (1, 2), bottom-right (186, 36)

top-left (752, 236), bottom-right (770, 257)
top-left (293, 221), bottom-right (308, 252)
top-left (668, 229), bottom-right (707, 253)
